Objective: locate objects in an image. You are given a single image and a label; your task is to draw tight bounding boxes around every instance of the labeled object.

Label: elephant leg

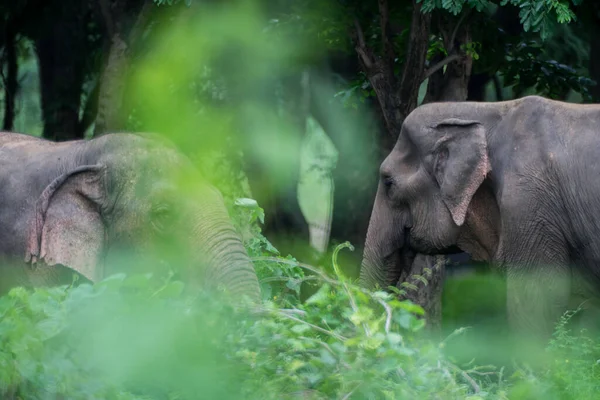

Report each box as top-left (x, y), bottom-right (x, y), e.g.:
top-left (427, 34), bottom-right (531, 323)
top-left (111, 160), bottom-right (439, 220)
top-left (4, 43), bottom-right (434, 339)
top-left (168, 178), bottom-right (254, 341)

top-left (566, 271), bottom-right (600, 334)
top-left (498, 205), bottom-right (572, 342)
top-left (505, 263), bottom-right (571, 341)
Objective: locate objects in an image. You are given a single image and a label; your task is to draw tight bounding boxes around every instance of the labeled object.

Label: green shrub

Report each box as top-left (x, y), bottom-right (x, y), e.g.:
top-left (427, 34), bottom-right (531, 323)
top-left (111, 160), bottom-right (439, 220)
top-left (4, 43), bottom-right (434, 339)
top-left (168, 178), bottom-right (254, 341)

top-left (0, 258), bottom-right (498, 399)
top-left (1, 209), bottom-right (599, 399)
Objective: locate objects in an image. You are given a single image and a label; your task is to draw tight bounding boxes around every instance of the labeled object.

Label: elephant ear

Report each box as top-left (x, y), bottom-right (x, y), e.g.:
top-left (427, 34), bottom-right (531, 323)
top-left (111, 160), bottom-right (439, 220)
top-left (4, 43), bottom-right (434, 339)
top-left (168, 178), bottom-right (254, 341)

top-left (25, 165), bottom-right (106, 282)
top-left (432, 118), bottom-right (490, 227)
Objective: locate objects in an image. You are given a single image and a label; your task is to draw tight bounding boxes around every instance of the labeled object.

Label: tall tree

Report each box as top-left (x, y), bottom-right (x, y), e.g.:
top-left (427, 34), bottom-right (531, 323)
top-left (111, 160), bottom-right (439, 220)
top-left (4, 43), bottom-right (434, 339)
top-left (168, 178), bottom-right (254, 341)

top-left (1, 27), bottom-right (17, 131)
top-left (34, 0), bottom-right (89, 140)
top-left (93, 0), bottom-right (154, 136)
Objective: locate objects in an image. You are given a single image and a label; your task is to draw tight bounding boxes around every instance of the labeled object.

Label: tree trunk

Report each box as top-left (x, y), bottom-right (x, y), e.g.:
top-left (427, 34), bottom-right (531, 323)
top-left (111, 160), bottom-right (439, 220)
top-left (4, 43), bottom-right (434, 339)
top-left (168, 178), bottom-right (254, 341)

top-left (79, 78), bottom-right (101, 136)
top-left (589, 6), bottom-right (600, 102)
top-left (467, 72), bottom-right (491, 101)
top-left (94, 34), bottom-right (129, 135)
top-left (2, 28), bottom-right (18, 131)
top-left (353, 0), bottom-right (431, 147)
top-left (424, 11), bottom-right (473, 103)
top-left (35, 0), bottom-right (88, 141)
top-left (93, 0), bottom-right (153, 136)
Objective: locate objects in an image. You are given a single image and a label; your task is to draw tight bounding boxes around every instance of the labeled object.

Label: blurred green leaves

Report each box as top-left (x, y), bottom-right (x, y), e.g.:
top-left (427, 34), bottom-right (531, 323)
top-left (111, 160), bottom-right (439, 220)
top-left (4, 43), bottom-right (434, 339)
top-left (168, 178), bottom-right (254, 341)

top-left (1, 263), bottom-right (600, 399)
top-left (130, 1), bottom-right (313, 183)
top-left (0, 273), bottom-right (246, 399)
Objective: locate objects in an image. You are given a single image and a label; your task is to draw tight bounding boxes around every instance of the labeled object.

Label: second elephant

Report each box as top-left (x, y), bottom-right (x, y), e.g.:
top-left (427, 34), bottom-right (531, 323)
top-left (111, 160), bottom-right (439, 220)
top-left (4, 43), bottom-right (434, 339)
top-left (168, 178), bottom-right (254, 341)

top-left (360, 96), bottom-right (600, 338)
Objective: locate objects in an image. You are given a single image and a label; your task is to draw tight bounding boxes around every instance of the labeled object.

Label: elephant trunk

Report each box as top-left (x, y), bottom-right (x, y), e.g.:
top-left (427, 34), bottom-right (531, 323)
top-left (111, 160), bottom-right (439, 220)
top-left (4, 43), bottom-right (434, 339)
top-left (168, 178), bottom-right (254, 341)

top-left (360, 188), bottom-right (414, 290)
top-left (193, 187), bottom-right (261, 302)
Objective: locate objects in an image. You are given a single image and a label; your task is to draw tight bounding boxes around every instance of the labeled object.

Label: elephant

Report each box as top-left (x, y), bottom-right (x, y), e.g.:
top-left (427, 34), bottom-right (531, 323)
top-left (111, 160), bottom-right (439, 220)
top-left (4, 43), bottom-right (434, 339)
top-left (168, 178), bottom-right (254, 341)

top-left (360, 95), bottom-right (600, 339)
top-left (0, 131), bottom-right (260, 301)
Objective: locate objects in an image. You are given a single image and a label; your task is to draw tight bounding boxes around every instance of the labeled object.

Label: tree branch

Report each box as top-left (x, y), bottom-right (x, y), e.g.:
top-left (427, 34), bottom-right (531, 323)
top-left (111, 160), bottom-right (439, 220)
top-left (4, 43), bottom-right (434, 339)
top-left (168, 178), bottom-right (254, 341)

top-left (78, 78), bottom-right (100, 136)
top-left (128, 0), bottom-right (154, 47)
top-left (378, 0), bottom-right (395, 76)
top-left (449, 8), bottom-right (471, 51)
top-left (353, 18), bottom-right (373, 70)
top-left (423, 53), bottom-right (463, 80)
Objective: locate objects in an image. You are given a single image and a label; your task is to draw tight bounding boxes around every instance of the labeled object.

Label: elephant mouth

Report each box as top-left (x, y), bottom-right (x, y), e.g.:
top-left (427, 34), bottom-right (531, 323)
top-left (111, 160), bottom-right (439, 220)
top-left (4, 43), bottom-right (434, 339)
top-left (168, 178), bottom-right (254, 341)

top-left (404, 227), bottom-right (462, 256)
top-left (387, 244), bottom-right (416, 289)
top-left (433, 245), bottom-right (464, 255)
top-left (403, 227), bottom-right (411, 249)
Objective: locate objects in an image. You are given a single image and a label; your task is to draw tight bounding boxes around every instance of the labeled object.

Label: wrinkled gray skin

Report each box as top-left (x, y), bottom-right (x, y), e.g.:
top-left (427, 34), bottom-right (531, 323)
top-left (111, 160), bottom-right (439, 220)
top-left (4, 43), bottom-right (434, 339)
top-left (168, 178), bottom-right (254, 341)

top-left (361, 96), bottom-right (600, 338)
top-left (0, 131), bottom-right (260, 301)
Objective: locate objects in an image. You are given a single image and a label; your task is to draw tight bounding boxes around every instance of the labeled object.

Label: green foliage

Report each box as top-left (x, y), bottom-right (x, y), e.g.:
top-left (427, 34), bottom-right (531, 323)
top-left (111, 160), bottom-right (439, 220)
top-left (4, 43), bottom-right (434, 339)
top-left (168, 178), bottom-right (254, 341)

top-left (502, 39), bottom-right (594, 99)
top-left (0, 259), bottom-right (440, 399)
top-left (500, 0), bottom-right (579, 39)
top-left (224, 192), bottom-right (306, 303)
top-left (418, 0), bottom-right (494, 15)
top-left (418, 0), bottom-right (578, 39)
top-left (268, 1), bottom-right (354, 53)
top-left (0, 260), bottom-right (492, 399)
top-left (2, 253), bottom-right (600, 399)
top-left (543, 308), bottom-right (600, 398)
top-left (238, 287), bottom-right (470, 399)
top-left (0, 274), bottom-right (246, 399)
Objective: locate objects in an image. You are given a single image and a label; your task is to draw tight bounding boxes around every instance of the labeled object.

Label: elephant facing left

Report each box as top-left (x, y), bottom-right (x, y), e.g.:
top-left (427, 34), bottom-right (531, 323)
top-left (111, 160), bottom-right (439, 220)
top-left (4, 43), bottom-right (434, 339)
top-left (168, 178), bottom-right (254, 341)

top-left (0, 131), bottom-right (260, 301)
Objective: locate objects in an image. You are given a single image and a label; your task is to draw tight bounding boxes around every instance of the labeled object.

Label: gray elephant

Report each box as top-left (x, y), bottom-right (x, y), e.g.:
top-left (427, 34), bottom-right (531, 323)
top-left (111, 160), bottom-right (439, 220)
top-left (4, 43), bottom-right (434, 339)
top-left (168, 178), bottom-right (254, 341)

top-left (0, 131), bottom-right (260, 301)
top-left (360, 95), bottom-right (600, 338)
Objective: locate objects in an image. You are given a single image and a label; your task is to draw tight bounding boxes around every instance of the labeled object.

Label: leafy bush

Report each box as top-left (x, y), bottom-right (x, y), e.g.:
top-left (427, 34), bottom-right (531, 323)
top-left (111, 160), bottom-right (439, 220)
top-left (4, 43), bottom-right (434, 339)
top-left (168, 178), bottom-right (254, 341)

top-left (1, 259), bottom-right (600, 399)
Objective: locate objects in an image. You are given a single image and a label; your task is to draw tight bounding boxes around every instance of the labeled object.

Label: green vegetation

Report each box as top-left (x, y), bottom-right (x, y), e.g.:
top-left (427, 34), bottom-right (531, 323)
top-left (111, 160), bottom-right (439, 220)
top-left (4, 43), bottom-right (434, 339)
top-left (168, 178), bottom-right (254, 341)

top-left (0, 222), bottom-right (599, 399)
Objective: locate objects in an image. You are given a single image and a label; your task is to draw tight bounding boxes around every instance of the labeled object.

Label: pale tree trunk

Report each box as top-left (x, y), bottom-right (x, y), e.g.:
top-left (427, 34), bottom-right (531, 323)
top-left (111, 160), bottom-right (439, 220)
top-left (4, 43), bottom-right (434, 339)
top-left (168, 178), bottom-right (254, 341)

top-left (93, 0), bottom-right (153, 136)
top-left (94, 34), bottom-right (129, 135)
top-left (353, 2), bottom-right (473, 329)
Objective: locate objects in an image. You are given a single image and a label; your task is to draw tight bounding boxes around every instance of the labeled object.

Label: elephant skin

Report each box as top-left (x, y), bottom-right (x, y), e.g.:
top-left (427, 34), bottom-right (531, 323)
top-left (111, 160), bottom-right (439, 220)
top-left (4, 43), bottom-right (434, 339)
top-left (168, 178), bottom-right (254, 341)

top-left (0, 131), bottom-right (260, 301)
top-left (360, 96), bottom-right (600, 339)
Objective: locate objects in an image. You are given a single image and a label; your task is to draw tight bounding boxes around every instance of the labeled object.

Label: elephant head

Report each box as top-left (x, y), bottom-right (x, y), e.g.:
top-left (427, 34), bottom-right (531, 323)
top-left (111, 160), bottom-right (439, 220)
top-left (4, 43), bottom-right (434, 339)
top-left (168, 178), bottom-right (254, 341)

top-left (360, 101), bottom-right (503, 291)
top-left (22, 133), bottom-right (260, 301)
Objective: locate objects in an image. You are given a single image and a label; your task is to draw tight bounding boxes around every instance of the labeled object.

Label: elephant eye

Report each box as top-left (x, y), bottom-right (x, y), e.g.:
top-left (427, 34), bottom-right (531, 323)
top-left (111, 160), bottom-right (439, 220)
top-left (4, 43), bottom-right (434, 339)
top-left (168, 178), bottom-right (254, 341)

top-left (382, 175), bottom-right (394, 188)
top-left (151, 204), bottom-right (173, 232)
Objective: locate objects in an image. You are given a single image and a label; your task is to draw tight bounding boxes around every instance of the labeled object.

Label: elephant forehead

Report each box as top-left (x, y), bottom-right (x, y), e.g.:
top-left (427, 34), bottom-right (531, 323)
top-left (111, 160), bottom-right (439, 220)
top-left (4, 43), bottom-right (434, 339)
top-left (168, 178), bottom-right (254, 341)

top-left (380, 145), bottom-right (419, 177)
top-left (124, 148), bottom-right (191, 179)
top-left (401, 128), bottom-right (443, 155)
top-left (403, 105), bottom-right (438, 131)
